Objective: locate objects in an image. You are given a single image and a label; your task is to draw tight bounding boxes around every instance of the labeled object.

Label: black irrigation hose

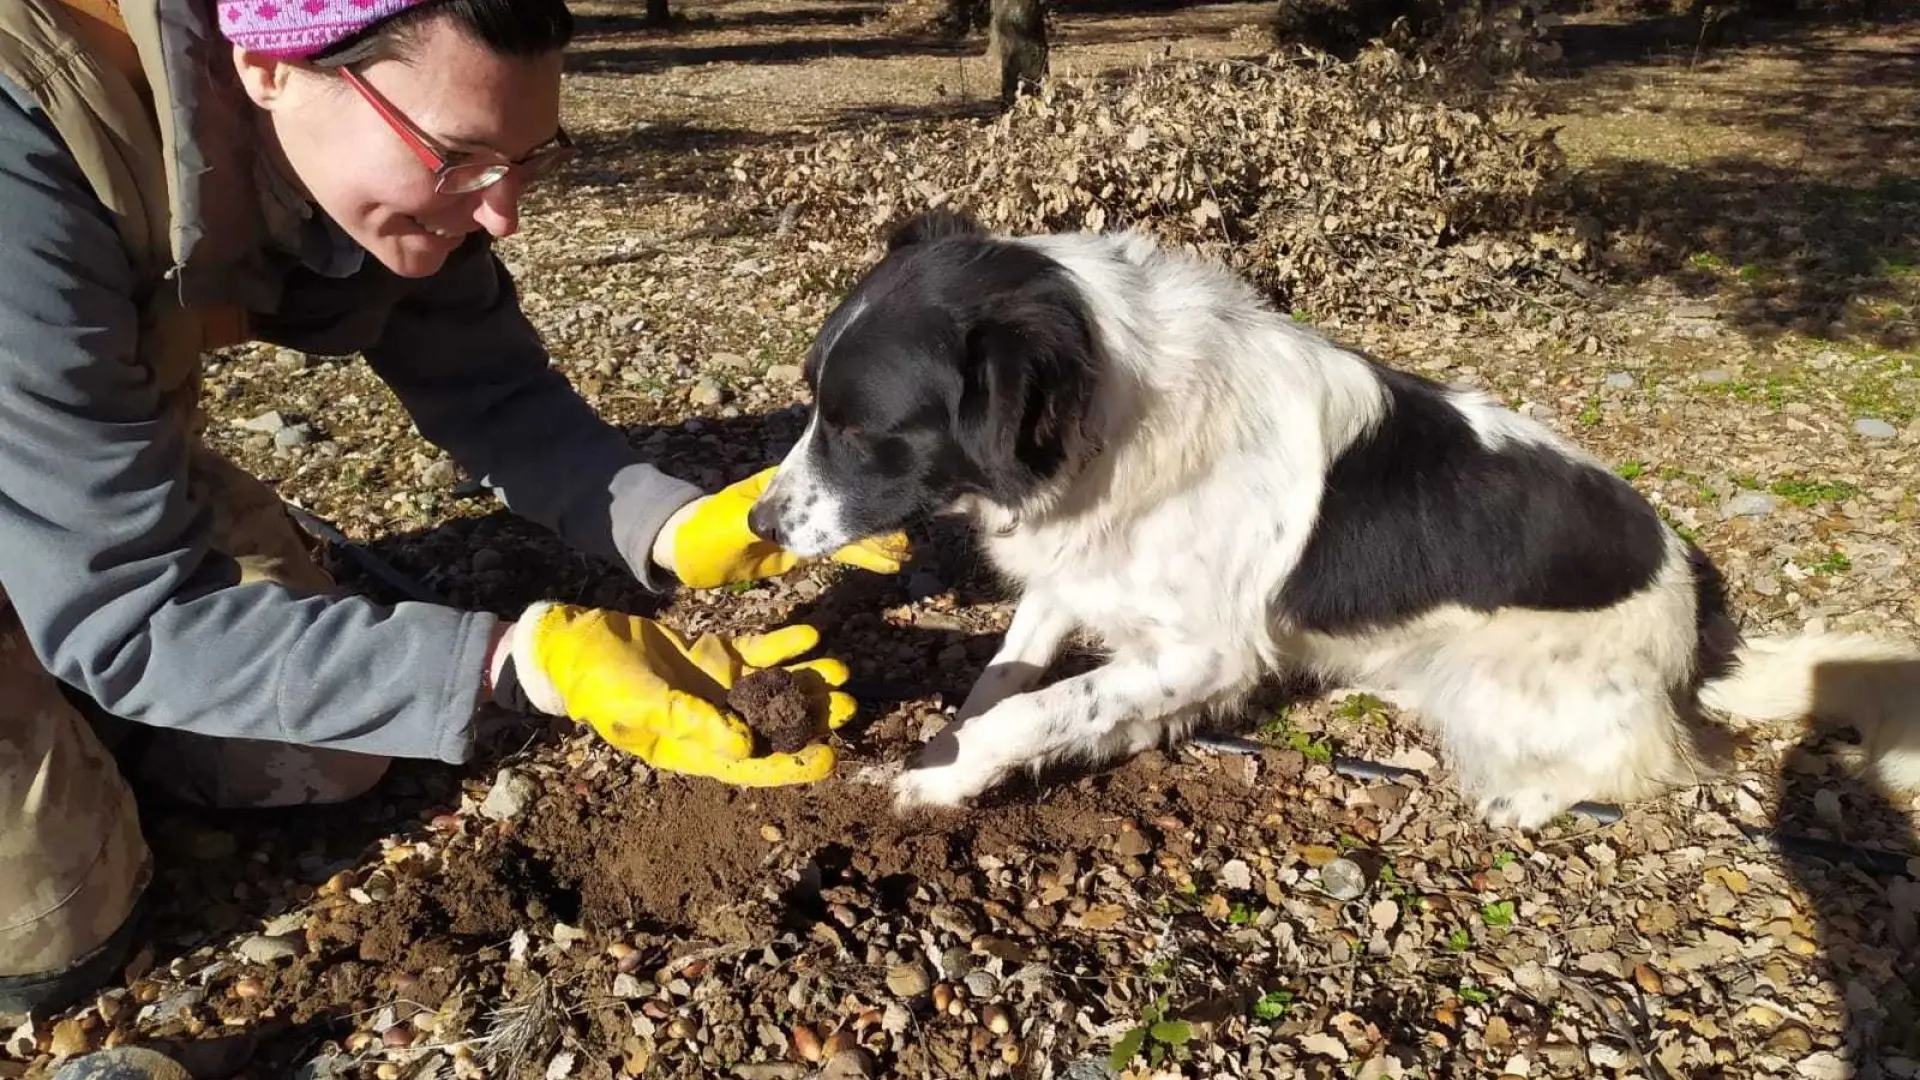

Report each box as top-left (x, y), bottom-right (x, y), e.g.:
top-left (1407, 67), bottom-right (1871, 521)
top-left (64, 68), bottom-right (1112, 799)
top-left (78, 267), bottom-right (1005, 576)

top-left (285, 501), bottom-right (1920, 880)
top-left (1189, 733), bottom-right (1919, 878)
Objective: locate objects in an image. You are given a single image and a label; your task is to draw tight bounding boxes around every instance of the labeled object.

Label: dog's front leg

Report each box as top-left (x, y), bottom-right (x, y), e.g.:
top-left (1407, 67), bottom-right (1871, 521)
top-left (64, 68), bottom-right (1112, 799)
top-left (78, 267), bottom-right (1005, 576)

top-left (956, 592), bottom-right (1077, 721)
top-left (895, 643), bottom-right (1252, 810)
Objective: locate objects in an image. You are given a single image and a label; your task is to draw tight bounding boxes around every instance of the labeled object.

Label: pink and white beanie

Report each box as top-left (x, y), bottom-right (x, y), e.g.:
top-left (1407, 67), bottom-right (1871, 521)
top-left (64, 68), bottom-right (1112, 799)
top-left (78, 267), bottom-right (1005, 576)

top-left (216, 0), bottom-right (436, 59)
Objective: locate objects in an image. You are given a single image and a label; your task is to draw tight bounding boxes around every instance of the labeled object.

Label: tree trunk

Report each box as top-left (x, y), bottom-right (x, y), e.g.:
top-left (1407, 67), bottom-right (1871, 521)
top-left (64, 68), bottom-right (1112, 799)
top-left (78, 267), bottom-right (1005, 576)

top-left (988, 0), bottom-right (1047, 108)
top-left (645, 0), bottom-right (671, 26)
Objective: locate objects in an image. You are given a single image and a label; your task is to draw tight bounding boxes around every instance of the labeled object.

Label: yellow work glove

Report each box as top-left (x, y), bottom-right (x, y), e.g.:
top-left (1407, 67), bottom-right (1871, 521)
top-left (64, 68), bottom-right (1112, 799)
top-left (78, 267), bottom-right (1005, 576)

top-left (654, 467), bottom-right (911, 589)
top-left (497, 601), bottom-right (857, 786)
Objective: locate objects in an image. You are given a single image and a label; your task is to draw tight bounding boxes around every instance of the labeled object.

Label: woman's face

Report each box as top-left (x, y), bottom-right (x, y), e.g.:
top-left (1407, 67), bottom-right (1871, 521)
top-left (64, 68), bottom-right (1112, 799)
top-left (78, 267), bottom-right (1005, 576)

top-left (233, 19), bottom-right (565, 279)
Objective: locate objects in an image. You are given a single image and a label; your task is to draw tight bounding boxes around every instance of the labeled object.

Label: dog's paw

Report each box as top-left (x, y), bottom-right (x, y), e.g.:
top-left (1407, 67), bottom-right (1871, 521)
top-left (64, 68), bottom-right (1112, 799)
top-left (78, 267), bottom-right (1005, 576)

top-left (891, 762), bottom-right (988, 813)
top-left (1476, 787), bottom-right (1566, 831)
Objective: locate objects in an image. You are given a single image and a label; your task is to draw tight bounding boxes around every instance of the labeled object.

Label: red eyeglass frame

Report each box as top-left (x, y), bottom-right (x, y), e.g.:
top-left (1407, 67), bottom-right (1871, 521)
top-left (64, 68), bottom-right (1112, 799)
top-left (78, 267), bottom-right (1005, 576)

top-left (337, 66), bottom-right (576, 195)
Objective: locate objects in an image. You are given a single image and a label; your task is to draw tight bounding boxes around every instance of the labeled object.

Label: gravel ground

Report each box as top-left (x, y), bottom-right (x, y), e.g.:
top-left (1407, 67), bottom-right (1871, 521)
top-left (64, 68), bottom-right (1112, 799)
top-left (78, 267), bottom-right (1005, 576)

top-left (4, 4), bottom-right (1918, 1080)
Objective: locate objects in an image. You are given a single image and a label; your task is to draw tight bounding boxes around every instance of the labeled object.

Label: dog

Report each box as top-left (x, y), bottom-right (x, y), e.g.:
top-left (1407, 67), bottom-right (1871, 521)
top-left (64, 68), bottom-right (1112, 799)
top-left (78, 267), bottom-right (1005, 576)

top-left (748, 210), bottom-right (1920, 828)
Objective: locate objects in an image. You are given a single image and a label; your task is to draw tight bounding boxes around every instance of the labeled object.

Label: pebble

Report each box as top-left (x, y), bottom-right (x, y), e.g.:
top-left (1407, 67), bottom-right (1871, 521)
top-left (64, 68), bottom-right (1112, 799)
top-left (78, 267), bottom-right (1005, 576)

top-left (49, 1018), bottom-right (93, 1059)
top-left (239, 409), bottom-right (288, 434)
top-left (1319, 857), bottom-right (1368, 901)
top-left (1854, 417), bottom-right (1898, 440)
top-left (962, 970), bottom-right (999, 999)
top-left (885, 962), bottom-right (930, 998)
top-left (1604, 371), bottom-right (1634, 390)
top-left (419, 459), bottom-right (459, 488)
top-left (689, 377), bottom-right (728, 407)
top-left (478, 768), bottom-right (538, 822)
top-left (1697, 369), bottom-right (1733, 386)
top-left (1218, 858), bottom-right (1253, 891)
top-left (236, 933), bottom-right (301, 965)
top-left (820, 1048), bottom-right (877, 1080)
top-left (1725, 491), bottom-right (1777, 518)
top-left (273, 424), bottom-right (312, 449)
top-left (929, 903), bottom-right (978, 939)
top-left (766, 364), bottom-right (805, 384)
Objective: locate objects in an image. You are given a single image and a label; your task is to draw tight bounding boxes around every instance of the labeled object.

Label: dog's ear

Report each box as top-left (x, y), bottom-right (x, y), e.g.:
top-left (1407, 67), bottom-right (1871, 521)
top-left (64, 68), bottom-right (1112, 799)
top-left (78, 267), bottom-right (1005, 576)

top-left (886, 208), bottom-right (984, 251)
top-left (955, 283), bottom-right (1098, 504)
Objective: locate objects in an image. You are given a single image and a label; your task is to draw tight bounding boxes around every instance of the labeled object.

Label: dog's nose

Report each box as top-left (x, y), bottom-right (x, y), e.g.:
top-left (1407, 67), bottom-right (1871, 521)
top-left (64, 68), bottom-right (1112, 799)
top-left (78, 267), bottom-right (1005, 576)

top-left (747, 497), bottom-right (784, 545)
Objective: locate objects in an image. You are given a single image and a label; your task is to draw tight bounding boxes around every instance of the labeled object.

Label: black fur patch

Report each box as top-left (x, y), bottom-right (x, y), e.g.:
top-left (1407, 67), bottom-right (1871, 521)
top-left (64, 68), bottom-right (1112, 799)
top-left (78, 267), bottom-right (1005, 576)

top-left (1278, 365), bottom-right (1670, 634)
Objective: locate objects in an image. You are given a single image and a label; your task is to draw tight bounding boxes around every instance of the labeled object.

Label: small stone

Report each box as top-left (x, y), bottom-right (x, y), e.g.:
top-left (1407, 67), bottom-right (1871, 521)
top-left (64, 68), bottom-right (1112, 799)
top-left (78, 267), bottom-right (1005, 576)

top-left (612, 974), bottom-right (647, 998)
top-left (929, 903), bottom-right (978, 940)
top-left (760, 824), bottom-right (784, 843)
top-left (479, 768), bottom-right (538, 822)
top-left (886, 962), bottom-right (930, 998)
top-left (766, 364), bottom-right (805, 385)
top-left (1113, 827), bottom-right (1151, 858)
top-left (1854, 417), bottom-right (1898, 440)
top-left (49, 1018), bottom-right (93, 1059)
top-left (236, 933), bottom-right (301, 965)
top-left (419, 459), bottom-right (459, 488)
top-left (710, 351), bottom-right (752, 370)
top-left (689, 377), bottom-right (727, 407)
top-left (1219, 859), bottom-right (1253, 891)
top-left (1698, 369), bottom-right (1733, 386)
top-left (820, 1048), bottom-right (876, 1080)
top-left (1320, 858), bottom-right (1367, 901)
top-left (234, 975), bottom-right (266, 999)
top-left (274, 425), bottom-right (312, 449)
top-left (666, 1017), bottom-right (697, 1040)
top-left (1605, 372), bottom-right (1634, 390)
top-left (963, 970), bottom-right (998, 999)
top-left (1725, 492), bottom-right (1777, 518)
top-left (240, 409), bottom-right (288, 434)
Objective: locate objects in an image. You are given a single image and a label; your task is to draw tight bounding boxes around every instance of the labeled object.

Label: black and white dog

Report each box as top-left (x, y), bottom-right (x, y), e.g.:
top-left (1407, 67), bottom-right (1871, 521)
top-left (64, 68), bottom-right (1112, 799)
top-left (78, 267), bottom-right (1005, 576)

top-left (748, 210), bottom-right (1920, 828)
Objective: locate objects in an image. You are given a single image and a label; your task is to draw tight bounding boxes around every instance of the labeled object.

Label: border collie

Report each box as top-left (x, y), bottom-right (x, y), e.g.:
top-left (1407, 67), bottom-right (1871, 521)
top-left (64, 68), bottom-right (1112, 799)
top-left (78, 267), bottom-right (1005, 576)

top-left (748, 210), bottom-right (1920, 828)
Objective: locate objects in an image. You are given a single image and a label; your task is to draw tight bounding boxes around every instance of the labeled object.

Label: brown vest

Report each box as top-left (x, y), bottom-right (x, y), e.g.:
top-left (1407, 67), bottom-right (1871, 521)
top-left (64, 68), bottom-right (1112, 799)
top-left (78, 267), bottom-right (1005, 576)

top-left (0, 0), bottom-right (249, 435)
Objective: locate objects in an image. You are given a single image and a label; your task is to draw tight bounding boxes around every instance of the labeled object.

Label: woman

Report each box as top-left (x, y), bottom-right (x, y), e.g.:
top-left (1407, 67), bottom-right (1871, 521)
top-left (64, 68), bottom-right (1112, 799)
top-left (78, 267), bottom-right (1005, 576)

top-left (0, 0), bottom-right (904, 1021)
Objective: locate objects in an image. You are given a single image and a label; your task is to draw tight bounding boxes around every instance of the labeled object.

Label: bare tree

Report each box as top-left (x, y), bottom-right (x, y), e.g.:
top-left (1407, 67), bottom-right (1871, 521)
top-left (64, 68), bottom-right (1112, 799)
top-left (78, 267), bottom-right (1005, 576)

top-left (988, 0), bottom-right (1047, 107)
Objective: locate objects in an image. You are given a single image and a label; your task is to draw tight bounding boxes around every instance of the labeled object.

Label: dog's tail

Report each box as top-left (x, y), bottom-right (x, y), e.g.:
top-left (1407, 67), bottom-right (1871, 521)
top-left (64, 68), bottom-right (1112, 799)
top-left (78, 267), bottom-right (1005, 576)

top-left (1699, 631), bottom-right (1920, 791)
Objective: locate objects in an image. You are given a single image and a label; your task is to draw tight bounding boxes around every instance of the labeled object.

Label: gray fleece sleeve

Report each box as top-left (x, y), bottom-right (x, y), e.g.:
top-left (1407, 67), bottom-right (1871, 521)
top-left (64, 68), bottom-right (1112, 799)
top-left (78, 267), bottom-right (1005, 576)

top-left (0, 76), bottom-right (489, 763)
top-left (362, 236), bottom-right (703, 591)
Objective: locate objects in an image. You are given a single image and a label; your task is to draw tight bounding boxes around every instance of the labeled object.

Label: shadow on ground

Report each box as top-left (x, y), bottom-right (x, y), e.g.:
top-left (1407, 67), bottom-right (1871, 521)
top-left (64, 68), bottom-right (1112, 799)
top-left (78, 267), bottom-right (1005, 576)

top-left (1770, 657), bottom-right (1920, 1070)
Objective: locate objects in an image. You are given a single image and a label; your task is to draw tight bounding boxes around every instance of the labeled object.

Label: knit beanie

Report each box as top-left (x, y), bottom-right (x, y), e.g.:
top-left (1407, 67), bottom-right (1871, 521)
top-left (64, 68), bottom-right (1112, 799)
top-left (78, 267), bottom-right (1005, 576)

top-left (216, 0), bottom-right (437, 59)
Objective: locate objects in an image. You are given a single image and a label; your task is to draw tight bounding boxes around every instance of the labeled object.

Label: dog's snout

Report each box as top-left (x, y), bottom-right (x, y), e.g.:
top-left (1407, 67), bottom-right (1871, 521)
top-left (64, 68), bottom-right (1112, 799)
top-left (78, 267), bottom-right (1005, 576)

top-left (747, 496), bottom-right (784, 545)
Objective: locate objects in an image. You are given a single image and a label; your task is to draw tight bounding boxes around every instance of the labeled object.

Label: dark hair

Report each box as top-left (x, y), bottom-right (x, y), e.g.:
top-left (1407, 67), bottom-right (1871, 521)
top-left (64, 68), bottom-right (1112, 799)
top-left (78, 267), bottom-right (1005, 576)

top-left (310, 0), bottom-right (573, 68)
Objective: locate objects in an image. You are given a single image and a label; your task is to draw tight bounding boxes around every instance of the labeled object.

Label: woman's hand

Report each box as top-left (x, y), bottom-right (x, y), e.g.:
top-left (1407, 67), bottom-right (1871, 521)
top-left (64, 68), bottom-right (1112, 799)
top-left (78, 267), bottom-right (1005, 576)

top-left (493, 601), bottom-right (857, 786)
top-left (651, 467), bottom-right (910, 588)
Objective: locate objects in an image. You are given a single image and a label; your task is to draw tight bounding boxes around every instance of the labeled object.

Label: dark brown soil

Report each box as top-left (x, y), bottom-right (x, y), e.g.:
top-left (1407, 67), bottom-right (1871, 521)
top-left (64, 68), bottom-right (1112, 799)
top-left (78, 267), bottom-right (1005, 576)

top-left (727, 667), bottom-right (819, 754)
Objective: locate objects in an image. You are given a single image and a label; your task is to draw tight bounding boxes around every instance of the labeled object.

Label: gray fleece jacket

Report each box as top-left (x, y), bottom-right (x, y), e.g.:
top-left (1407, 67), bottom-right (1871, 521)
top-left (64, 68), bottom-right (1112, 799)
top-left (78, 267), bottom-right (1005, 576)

top-left (0, 70), bottom-right (701, 763)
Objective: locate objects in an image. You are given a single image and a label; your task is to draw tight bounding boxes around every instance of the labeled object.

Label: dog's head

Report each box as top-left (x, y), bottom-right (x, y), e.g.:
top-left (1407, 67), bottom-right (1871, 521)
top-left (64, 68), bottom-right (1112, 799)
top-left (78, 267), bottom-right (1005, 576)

top-left (747, 211), bottom-right (1100, 556)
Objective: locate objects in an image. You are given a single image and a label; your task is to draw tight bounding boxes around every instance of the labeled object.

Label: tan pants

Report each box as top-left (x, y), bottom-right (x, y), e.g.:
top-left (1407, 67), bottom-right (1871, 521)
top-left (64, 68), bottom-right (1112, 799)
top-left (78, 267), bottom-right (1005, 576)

top-left (0, 448), bottom-right (390, 979)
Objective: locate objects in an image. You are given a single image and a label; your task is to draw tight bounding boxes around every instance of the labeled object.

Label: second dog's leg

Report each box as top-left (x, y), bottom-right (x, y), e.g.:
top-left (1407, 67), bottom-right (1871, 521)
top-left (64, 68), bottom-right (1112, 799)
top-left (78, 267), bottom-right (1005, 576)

top-left (896, 643), bottom-right (1255, 810)
top-left (956, 592), bottom-right (1077, 721)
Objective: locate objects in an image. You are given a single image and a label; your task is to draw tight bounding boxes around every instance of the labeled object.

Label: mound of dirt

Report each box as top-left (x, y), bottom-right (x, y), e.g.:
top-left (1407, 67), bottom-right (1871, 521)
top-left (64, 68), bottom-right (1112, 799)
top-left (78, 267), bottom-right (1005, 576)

top-left (735, 47), bottom-right (1593, 329)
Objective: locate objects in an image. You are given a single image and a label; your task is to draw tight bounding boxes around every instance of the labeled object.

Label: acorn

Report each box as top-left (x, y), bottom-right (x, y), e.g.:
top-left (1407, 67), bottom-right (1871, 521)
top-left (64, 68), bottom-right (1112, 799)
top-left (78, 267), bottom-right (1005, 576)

top-left (790, 1024), bottom-right (823, 1063)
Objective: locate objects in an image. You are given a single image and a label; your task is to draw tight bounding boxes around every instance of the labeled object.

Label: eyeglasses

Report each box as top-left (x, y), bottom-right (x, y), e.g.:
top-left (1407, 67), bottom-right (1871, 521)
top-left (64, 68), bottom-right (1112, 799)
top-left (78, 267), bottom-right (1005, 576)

top-left (337, 66), bottom-right (576, 195)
